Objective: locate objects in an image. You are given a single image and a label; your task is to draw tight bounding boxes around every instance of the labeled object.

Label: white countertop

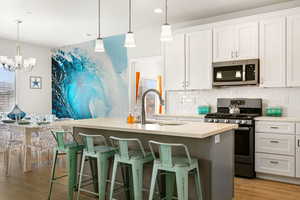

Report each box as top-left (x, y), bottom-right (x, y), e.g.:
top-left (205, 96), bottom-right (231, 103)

top-left (255, 116), bottom-right (300, 123)
top-left (56, 118), bottom-right (238, 139)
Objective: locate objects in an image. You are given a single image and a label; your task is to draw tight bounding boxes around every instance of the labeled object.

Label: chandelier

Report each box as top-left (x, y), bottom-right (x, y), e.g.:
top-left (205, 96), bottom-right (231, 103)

top-left (0, 20), bottom-right (36, 72)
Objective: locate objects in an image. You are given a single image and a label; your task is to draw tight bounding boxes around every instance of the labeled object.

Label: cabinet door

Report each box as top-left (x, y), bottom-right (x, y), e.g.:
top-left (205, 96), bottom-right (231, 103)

top-left (164, 34), bottom-right (186, 90)
top-left (236, 22), bottom-right (259, 60)
top-left (260, 17), bottom-right (286, 88)
top-left (213, 26), bottom-right (235, 62)
top-left (287, 14), bottom-right (300, 87)
top-left (186, 29), bottom-right (213, 90)
top-left (296, 136), bottom-right (300, 177)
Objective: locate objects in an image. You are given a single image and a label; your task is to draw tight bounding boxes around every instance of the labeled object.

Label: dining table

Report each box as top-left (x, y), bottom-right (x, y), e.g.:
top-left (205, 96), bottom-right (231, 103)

top-left (0, 120), bottom-right (71, 173)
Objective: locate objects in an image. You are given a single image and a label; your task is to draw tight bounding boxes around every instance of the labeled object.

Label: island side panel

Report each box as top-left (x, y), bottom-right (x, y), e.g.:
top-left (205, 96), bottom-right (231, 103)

top-left (209, 131), bottom-right (235, 200)
top-left (74, 127), bottom-right (234, 200)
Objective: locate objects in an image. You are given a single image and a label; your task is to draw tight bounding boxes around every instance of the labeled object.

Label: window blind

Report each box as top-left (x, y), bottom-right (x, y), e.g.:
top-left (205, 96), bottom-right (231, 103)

top-left (0, 69), bottom-right (15, 112)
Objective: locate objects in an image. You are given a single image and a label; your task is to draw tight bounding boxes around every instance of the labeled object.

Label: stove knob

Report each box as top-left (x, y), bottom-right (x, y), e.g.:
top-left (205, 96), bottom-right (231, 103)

top-left (224, 119), bottom-right (229, 123)
top-left (235, 120), bottom-right (241, 124)
top-left (213, 119), bottom-right (219, 123)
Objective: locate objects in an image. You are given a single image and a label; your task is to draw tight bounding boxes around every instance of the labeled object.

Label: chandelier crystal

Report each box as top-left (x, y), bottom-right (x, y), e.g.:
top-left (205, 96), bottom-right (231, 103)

top-left (0, 20), bottom-right (36, 72)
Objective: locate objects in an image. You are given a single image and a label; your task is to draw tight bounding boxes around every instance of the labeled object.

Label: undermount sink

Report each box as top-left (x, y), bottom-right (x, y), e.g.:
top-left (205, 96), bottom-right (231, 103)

top-left (135, 120), bottom-right (185, 126)
top-left (157, 122), bottom-right (185, 126)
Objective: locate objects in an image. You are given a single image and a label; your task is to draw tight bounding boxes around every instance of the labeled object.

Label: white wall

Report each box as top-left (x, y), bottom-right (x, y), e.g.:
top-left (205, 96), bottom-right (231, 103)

top-left (0, 38), bottom-right (52, 114)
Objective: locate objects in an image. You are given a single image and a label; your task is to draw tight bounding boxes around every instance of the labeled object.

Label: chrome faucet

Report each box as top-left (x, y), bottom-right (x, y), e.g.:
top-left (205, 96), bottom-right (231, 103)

top-left (141, 89), bottom-right (164, 125)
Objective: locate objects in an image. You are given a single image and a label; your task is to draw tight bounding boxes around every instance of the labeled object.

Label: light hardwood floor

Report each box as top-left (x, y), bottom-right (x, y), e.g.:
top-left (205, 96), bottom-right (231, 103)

top-left (1, 166), bottom-right (300, 200)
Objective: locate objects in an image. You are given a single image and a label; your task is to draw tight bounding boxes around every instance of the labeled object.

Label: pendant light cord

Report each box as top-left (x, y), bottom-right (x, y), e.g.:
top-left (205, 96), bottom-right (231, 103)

top-left (165, 0), bottom-right (168, 25)
top-left (16, 21), bottom-right (21, 56)
top-left (98, 0), bottom-right (101, 39)
top-left (129, 0), bottom-right (132, 33)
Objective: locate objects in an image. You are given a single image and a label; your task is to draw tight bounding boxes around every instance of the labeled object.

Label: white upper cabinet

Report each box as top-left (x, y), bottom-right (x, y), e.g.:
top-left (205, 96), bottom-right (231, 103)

top-left (186, 29), bottom-right (213, 90)
top-left (213, 22), bottom-right (259, 62)
top-left (213, 26), bottom-right (235, 62)
top-left (164, 34), bottom-right (186, 90)
top-left (236, 22), bottom-right (259, 60)
top-left (260, 17), bottom-right (286, 88)
top-left (287, 14), bottom-right (300, 87)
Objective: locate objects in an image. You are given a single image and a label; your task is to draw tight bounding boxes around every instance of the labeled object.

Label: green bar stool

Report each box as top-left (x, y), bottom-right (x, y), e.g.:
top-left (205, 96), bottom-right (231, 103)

top-left (109, 136), bottom-right (154, 200)
top-left (77, 133), bottom-right (116, 200)
top-left (48, 130), bottom-right (84, 200)
top-left (148, 140), bottom-right (203, 200)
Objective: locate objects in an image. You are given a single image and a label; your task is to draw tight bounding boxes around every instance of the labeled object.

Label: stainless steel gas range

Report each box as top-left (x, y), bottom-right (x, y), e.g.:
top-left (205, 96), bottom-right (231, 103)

top-left (205, 98), bottom-right (262, 178)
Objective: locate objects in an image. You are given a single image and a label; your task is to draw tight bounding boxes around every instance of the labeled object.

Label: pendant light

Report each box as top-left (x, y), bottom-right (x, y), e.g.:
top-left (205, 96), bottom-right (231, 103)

top-left (124, 0), bottom-right (136, 48)
top-left (160, 0), bottom-right (173, 42)
top-left (95, 0), bottom-right (105, 52)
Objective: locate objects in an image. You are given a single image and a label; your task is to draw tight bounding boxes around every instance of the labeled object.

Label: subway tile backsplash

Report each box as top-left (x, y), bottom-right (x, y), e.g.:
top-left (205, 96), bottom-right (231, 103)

top-left (166, 86), bottom-right (300, 117)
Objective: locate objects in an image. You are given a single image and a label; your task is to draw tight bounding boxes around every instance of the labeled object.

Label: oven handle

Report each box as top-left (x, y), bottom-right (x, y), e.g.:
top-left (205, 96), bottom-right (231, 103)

top-left (236, 127), bottom-right (251, 131)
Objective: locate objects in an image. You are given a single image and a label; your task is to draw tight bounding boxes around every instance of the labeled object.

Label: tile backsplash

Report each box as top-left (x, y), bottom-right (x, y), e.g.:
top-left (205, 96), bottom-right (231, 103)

top-left (166, 86), bottom-right (300, 117)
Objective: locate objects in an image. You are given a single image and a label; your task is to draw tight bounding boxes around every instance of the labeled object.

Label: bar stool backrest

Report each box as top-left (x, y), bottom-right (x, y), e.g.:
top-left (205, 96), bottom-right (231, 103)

top-left (79, 133), bottom-right (108, 153)
top-left (109, 136), bottom-right (146, 160)
top-left (148, 140), bottom-right (192, 167)
top-left (50, 129), bottom-right (78, 150)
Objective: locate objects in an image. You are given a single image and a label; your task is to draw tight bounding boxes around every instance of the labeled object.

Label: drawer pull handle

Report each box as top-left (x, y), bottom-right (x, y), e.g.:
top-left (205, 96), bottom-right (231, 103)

top-left (270, 140), bottom-right (279, 144)
top-left (270, 126), bottom-right (279, 129)
top-left (270, 161), bottom-right (279, 165)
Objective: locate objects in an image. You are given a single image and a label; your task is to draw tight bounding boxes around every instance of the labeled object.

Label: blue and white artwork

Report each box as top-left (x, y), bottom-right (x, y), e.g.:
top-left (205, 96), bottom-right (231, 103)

top-left (52, 35), bottom-right (129, 119)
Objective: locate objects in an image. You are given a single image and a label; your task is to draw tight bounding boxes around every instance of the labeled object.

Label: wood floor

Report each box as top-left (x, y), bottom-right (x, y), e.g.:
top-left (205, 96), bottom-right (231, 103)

top-left (0, 166), bottom-right (300, 200)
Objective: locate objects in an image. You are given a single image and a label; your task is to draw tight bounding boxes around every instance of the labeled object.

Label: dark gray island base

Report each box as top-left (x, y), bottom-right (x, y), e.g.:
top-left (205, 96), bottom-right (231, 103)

top-left (74, 127), bottom-right (234, 200)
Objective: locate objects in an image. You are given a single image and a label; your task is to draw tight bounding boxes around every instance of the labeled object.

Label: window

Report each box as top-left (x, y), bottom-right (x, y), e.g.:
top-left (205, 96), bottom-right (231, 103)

top-left (0, 68), bottom-right (15, 112)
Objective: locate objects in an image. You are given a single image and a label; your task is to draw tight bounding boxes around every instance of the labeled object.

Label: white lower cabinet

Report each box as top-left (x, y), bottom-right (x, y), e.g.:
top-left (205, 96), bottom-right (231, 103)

top-left (255, 121), bottom-right (297, 178)
top-left (296, 123), bottom-right (300, 135)
top-left (256, 153), bottom-right (295, 177)
top-left (296, 136), bottom-right (300, 178)
top-left (256, 133), bottom-right (295, 156)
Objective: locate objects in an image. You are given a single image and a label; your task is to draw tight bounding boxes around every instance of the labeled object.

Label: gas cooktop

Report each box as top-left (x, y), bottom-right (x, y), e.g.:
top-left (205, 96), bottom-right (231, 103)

top-left (205, 113), bottom-right (260, 120)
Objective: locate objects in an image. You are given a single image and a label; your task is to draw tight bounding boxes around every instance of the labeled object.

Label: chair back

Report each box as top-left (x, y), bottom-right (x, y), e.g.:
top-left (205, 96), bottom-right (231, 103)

top-left (79, 133), bottom-right (108, 153)
top-left (109, 136), bottom-right (146, 159)
top-left (148, 140), bottom-right (192, 167)
top-left (50, 129), bottom-right (78, 150)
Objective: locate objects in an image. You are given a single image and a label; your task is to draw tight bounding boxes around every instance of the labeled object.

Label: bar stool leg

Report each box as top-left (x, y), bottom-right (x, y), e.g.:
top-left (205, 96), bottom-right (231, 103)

top-left (194, 166), bottom-right (203, 200)
top-left (48, 150), bottom-right (58, 200)
top-left (148, 165), bottom-right (159, 200)
top-left (166, 172), bottom-right (175, 200)
top-left (175, 169), bottom-right (189, 200)
top-left (67, 149), bottom-right (78, 200)
top-left (109, 159), bottom-right (119, 200)
top-left (131, 162), bottom-right (143, 200)
top-left (76, 153), bottom-right (86, 200)
top-left (98, 156), bottom-right (110, 200)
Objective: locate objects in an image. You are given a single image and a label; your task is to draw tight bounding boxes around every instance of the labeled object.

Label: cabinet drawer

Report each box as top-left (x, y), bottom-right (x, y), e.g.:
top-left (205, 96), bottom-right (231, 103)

top-left (297, 123), bottom-right (300, 135)
top-left (255, 153), bottom-right (295, 177)
top-left (256, 121), bottom-right (295, 134)
top-left (256, 133), bottom-right (295, 155)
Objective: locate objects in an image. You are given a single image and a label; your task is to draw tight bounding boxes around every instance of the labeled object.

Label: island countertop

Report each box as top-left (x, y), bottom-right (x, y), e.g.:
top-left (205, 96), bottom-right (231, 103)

top-left (56, 118), bottom-right (238, 139)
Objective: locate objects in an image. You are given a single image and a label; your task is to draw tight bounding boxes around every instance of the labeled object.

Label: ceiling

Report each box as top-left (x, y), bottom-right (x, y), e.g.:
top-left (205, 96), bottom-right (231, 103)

top-left (0, 0), bottom-right (291, 47)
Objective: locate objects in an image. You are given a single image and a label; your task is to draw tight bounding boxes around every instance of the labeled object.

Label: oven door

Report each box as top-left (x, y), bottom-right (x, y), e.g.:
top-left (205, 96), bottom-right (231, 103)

top-left (235, 126), bottom-right (254, 164)
top-left (213, 65), bottom-right (243, 86)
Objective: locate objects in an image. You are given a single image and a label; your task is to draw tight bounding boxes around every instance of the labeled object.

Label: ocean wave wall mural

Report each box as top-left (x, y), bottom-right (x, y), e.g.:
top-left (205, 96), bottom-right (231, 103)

top-left (52, 35), bottom-right (129, 119)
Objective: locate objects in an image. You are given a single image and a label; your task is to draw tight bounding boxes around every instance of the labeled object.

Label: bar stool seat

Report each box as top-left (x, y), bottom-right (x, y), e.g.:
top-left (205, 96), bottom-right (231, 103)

top-left (48, 130), bottom-right (84, 200)
top-left (109, 136), bottom-right (154, 200)
top-left (77, 133), bottom-right (116, 200)
top-left (148, 140), bottom-right (203, 200)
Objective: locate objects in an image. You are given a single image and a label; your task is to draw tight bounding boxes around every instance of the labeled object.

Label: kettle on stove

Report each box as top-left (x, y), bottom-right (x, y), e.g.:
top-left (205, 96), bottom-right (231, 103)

top-left (229, 104), bottom-right (240, 114)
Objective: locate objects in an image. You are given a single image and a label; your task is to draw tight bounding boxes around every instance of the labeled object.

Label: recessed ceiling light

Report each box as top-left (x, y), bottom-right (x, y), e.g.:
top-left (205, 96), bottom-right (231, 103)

top-left (154, 8), bottom-right (163, 14)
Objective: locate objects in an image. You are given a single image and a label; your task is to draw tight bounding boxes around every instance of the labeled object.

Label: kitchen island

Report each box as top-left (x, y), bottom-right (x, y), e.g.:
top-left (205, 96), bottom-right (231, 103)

top-left (57, 118), bottom-right (238, 200)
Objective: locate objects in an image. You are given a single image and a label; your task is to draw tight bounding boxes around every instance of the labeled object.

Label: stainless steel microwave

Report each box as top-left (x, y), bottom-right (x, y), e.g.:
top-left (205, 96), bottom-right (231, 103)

top-left (212, 59), bottom-right (259, 87)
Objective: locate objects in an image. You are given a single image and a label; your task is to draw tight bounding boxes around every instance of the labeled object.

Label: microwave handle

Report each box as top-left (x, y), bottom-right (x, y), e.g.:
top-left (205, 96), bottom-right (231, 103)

top-left (242, 64), bottom-right (246, 81)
